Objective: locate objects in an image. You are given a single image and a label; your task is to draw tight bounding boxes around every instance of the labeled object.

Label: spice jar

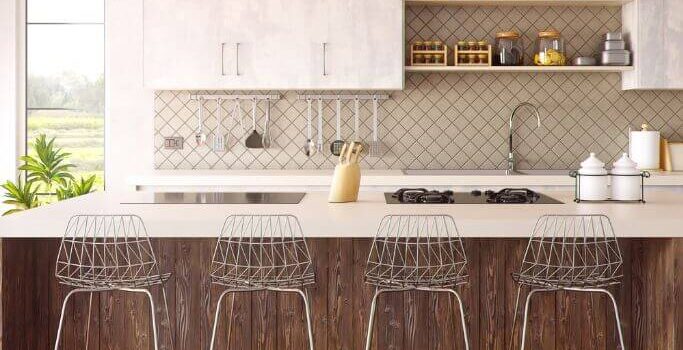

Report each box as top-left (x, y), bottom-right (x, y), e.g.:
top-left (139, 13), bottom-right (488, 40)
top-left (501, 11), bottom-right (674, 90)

top-left (413, 41), bottom-right (425, 51)
top-left (424, 54), bottom-right (433, 64)
top-left (433, 54), bottom-right (444, 64)
top-left (424, 41), bottom-right (433, 51)
top-left (414, 54), bottom-right (425, 64)
top-left (494, 31), bottom-right (523, 66)
top-left (433, 40), bottom-right (443, 50)
top-left (478, 40), bottom-right (488, 51)
top-left (477, 53), bottom-right (488, 65)
top-left (467, 41), bottom-right (477, 51)
top-left (457, 41), bottom-right (467, 50)
top-left (467, 53), bottom-right (477, 64)
top-left (534, 30), bottom-right (566, 66)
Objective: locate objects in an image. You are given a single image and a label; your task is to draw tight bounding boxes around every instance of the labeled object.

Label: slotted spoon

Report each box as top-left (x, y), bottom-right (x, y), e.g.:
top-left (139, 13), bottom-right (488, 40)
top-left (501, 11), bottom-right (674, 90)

top-left (212, 98), bottom-right (226, 152)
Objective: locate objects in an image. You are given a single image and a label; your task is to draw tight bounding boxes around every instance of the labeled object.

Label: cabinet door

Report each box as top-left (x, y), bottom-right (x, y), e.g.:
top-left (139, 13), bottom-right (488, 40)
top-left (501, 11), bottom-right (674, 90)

top-left (622, 0), bottom-right (683, 89)
top-left (143, 0), bottom-right (223, 89)
top-left (321, 0), bottom-right (404, 90)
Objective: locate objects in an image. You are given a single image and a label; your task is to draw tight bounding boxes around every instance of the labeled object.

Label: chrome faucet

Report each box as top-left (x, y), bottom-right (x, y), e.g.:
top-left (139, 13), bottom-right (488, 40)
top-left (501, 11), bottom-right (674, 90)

top-left (507, 102), bottom-right (541, 175)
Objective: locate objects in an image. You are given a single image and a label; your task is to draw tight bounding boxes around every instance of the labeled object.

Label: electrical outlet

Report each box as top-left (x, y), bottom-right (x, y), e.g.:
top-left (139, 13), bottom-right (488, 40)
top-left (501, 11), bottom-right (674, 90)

top-left (163, 137), bottom-right (184, 150)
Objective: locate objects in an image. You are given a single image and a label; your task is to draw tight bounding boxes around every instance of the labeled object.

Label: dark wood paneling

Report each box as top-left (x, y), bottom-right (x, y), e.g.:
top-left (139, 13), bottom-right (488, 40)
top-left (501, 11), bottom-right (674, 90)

top-left (2, 238), bottom-right (683, 350)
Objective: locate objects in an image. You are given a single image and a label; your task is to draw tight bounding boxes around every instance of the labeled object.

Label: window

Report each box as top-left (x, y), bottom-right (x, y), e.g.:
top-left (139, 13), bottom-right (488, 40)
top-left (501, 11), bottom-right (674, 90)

top-left (26, 0), bottom-right (105, 190)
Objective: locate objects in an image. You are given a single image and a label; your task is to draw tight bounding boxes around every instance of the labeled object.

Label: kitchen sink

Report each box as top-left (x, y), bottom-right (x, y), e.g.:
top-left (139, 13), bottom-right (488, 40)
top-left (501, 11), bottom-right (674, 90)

top-left (401, 169), bottom-right (572, 176)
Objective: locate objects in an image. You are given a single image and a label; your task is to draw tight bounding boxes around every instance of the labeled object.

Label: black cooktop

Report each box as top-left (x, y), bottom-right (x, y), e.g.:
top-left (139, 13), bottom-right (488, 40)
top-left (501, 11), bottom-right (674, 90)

top-left (385, 188), bottom-right (563, 204)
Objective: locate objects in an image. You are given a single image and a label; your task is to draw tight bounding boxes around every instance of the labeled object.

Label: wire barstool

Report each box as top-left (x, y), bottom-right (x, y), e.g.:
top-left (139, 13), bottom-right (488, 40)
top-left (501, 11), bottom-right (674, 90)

top-left (208, 215), bottom-right (315, 350)
top-left (364, 215), bottom-right (470, 350)
top-left (511, 214), bottom-right (626, 350)
top-left (54, 215), bottom-right (173, 350)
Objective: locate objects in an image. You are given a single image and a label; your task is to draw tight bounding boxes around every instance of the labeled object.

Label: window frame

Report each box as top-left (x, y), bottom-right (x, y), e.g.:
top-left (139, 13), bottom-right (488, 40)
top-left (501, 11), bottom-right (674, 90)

top-left (24, 0), bottom-right (106, 193)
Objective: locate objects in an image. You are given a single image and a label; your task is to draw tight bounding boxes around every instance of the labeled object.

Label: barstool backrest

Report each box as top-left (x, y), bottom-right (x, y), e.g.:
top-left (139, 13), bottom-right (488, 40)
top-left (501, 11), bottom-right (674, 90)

top-left (55, 215), bottom-right (159, 287)
top-left (519, 214), bottom-right (623, 287)
top-left (365, 215), bottom-right (468, 288)
top-left (211, 215), bottom-right (314, 287)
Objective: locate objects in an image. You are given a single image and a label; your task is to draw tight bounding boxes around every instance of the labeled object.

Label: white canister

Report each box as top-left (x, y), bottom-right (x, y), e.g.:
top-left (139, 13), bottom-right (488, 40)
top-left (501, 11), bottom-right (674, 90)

top-left (629, 123), bottom-right (660, 170)
top-left (610, 153), bottom-right (642, 201)
top-left (578, 153), bottom-right (609, 201)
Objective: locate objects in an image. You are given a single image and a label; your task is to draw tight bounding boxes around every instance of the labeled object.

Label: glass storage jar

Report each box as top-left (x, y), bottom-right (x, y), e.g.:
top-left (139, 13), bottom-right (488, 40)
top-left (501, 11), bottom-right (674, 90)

top-left (534, 30), bottom-right (566, 66)
top-left (494, 31), bottom-right (523, 66)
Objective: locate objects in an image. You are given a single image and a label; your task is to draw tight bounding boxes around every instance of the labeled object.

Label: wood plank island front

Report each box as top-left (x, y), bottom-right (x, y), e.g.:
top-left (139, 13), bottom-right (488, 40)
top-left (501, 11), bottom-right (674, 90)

top-left (1, 191), bottom-right (682, 349)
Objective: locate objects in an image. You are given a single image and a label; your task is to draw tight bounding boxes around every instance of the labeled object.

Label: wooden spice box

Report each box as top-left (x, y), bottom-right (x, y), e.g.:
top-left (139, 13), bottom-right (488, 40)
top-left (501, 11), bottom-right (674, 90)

top-left (454, 45), bottom-right (493, 66)
top-left (410, 45), bottom-right (449, 66)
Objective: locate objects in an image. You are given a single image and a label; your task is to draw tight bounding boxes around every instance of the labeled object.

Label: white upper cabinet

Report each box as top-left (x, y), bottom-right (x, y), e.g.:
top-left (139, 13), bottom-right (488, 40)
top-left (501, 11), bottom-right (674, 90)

top-left (143, 0), bottom-right (404, 90)
top-left (622, 0), bottom-right (683, 90)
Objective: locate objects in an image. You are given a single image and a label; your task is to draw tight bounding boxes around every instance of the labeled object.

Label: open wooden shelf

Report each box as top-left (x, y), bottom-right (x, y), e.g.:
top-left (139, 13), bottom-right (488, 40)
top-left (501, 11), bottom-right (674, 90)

top-left (406, 0), bottom-right (632, 6)
top-left (405, 65), bottom-right (634, 73)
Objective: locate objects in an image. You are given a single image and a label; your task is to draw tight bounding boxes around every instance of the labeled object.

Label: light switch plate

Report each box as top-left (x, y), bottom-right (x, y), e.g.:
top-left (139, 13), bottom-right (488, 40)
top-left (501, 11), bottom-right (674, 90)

top-left (163, 137), bottom-right (184, 150)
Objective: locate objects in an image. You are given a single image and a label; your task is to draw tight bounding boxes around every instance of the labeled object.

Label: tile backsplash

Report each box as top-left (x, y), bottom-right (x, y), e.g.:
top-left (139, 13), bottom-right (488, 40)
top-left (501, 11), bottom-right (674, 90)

top-left (154, 5), bottom-right (683, 170)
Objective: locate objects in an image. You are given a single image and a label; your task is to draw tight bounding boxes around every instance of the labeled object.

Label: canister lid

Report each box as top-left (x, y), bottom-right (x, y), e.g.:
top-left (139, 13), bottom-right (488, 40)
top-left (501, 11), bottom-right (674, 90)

top-left (611, 153), bottom-right (640, 175)
top-left (496, 31), bottom-right (520, 39)
top-left (579, 152), bottom-right (607, 174)
top-left (538, 30), bottom-right (561, 38)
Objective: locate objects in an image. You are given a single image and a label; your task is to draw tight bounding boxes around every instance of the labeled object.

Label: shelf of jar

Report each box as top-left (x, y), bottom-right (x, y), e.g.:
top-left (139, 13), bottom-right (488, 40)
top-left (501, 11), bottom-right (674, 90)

top-left (405, 65), bottom-right (634, 73)
top-left (405, 0), bottom-right (632, 6)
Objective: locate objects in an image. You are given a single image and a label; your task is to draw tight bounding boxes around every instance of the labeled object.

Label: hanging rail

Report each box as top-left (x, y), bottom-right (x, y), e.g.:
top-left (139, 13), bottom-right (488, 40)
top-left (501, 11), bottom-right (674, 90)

top-left (189, 94), bottom-right (281, 101)
top-left (296, 94), bottom-right (390, 100)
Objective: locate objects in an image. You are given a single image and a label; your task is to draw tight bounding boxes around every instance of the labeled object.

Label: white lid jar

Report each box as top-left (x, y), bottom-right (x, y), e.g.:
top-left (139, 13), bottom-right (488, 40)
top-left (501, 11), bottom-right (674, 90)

top-left (610, 153), bottom-right (642, 201)
top-left (578, 152), bottom-right (608, 200)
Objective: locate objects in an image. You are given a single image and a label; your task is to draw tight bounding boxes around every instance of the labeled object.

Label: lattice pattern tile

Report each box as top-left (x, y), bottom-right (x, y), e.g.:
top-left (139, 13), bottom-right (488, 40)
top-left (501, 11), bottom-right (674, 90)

top-left (154, 5), bottom-right (683, 170)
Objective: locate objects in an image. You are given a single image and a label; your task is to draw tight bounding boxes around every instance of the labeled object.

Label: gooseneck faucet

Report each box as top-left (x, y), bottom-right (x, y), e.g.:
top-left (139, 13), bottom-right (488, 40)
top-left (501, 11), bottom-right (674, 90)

top-left (507, 102), bottom-right (541, 175)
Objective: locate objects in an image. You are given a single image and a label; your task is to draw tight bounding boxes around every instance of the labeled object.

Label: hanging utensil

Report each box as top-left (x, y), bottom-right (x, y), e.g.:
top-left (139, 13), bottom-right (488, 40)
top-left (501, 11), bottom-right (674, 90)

top-left (212, 98), bottom-right (226, 152)
top-left (352, 97), bottom-right (365, 151)
top-left (234, 98), bottom-right (245, 136)
top-left (330, 98), bottom-right (345, 156)
top-left (317, 98), bottom-right (324, 153)
top-left (245, 98), bottom-right (264, 149)
top-left (195, 97), bottom-right (207, 147)
top-left (368, 96), bottom-right (384, 157)
top-left (303, 99), bottom-right (316, 157)
top-left (262, 98), bottom-right (272, 149)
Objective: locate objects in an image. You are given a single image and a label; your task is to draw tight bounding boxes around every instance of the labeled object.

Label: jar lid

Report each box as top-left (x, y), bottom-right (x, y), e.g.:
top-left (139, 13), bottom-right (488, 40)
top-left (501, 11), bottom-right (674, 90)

top-left (538, 30), bottom-right (561, 38)
top-left (611, 153), bottom-right (640, 174)
top-left (579, 152), bottom-right (607, 174)
top-left (414, 41), bottom-right (424, 44)
top-left (496, 31), bottom-right (520, 39)
top-left (467, 40), bottom-right (477, 44)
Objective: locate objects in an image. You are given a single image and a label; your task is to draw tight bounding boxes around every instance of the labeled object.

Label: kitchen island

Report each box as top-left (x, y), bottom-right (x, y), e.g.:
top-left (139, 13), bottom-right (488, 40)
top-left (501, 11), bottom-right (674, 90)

top-left (0, 191), bottom-right (681, 349)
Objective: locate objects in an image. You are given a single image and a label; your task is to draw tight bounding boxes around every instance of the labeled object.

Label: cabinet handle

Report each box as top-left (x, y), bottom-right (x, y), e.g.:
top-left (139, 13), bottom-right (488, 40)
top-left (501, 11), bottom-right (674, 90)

top-left (235, 43), bottom-right (240, 76)
top-left (220, 43), bottom-right (226, 76)
top-left (322, 42), bottom-right (328, 76)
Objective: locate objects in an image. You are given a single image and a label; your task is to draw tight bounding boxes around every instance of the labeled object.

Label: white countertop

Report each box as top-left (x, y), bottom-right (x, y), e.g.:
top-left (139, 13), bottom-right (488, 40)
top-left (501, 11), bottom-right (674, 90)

top-left (1, 190), bottom-right (682, 238)
top-left (128, 169), bottom-right (683, 190)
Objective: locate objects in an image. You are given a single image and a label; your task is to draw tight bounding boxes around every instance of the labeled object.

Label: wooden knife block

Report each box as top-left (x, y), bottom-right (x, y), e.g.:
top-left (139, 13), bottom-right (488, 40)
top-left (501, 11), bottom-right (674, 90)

top-left (328, 163), bottom-right (360, 203)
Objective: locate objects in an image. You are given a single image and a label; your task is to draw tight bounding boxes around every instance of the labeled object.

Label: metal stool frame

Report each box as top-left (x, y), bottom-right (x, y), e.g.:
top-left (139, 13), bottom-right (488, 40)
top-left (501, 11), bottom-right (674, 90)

top-left (53, 215), bottom-right (173, 350)
top-left (208, 215), bottom-right (315, 350)
top-left (364, 215), bottom-right (470, 350)
top-left (511, 214), bottom-right (626, 350)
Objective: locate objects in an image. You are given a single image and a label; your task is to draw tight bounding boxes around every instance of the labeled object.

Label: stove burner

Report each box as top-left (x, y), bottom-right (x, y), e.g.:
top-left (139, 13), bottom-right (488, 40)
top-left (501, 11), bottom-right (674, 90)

top-left (486, 188), bottom-right (540, 204)
top-left (392, 188), bottom-right (455, 204)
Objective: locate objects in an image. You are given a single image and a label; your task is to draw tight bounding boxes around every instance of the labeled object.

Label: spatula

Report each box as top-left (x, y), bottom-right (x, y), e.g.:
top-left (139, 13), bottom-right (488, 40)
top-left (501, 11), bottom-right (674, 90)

top-left (303, 99), bottom-right (316, 157)
top-left (245, 98), bottom-right (264, 149)
top-left (195, 97), bottom-right (207, 147)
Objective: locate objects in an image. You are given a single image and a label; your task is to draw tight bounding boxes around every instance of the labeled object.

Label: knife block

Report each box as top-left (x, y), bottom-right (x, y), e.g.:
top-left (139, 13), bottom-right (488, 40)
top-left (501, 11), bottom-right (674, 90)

top-left (328, 163), bottom-right (360, 203)
top-left (329, 142), bottom-right (362, 203)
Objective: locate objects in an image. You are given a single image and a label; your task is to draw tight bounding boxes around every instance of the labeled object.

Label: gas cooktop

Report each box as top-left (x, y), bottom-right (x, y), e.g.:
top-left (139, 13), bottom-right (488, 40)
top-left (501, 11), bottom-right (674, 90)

top-left (385, 188), bottom-right (563, 204)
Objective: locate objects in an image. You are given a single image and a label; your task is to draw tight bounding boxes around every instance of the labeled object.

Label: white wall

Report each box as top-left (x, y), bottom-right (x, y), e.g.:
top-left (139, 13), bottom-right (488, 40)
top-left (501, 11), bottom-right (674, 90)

top-left (105, 0), bottom-right (155, 191)
top-left (0, 0), bottom-right (20, 183)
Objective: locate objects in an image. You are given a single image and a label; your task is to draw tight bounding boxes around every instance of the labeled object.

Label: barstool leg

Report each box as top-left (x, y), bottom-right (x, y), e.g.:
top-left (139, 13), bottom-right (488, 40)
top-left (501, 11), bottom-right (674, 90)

top-left (121, 288), bottom-right (160, 350)
top-left (589, 288), bottom-right (627, 350)
top-left (160, 285), bottom-right (175, 350)
top-left (85, 292), bottom-right (94, 350)
top-left (446, 289), bottom-right (470, 350)
top-left (297, 288), bottom-right (315, 350)
top-left (364, 288), bottom-right (386, 350)
top-left (209, 289), bottom-right (233, 350)
top-left (519, 288), bottom-right (542, 350)
top-left (54, 288), bottom-right (90, 350)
